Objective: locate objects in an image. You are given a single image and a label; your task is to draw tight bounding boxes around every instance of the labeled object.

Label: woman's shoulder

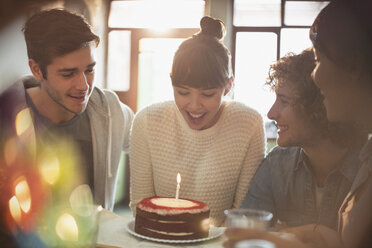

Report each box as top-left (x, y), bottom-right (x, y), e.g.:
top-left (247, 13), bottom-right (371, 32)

top-left (135, 101), bottom-right (175, 118)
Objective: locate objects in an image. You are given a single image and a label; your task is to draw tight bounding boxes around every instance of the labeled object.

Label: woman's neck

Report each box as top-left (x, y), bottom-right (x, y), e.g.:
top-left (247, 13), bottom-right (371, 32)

top-left (303, 139), bottom-right (348, 187)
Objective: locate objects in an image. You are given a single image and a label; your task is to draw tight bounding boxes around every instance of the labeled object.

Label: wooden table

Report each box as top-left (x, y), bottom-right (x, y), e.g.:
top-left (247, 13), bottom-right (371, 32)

top-left (96, 210), bottom-right (226, 248)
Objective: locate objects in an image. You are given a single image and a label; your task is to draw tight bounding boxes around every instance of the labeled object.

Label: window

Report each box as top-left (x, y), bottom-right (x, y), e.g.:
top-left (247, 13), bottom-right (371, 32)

top-left (233, 0), bottom-right (329, 127)
top-left (107, 0), bottom-right (205, 112)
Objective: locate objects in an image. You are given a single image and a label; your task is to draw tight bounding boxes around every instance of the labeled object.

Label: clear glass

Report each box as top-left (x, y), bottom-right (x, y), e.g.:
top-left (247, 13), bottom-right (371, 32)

top-left (109, 0), bottom-right (204, 29)
top-left (284, 1), bottom-right (330, 26)
top-left (235, 240), bottom-right (275, 248)
top-left (107, 31), bottom-right (131, 91)
top-left (234, 0), bottom-right (281, 27)
top-left (224, 209), bottom-right (273, 230)
top-left (234, 32), bottom-right (277, 122)
top-left (280, 28), bottom-right (312, 57)
top-left (137, 38), bottom-right (185, 110)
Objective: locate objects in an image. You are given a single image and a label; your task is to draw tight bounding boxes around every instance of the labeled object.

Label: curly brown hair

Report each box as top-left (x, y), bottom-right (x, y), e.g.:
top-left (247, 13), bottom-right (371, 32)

top-left (266, 48), bottom-right (365, 148)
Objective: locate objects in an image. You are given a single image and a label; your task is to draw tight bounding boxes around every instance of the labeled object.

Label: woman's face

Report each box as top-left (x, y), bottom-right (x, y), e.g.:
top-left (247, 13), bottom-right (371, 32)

top-left (173, 82), bottom-right (231, 130)
top-left (312, 47), bottom-right (365, 123)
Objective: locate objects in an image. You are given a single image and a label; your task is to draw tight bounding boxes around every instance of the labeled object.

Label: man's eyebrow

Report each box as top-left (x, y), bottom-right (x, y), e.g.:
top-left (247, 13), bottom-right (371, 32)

top-left (277, 93), bottom-right (291, 99)
top-left (87, 62), bottom-right (96, 68)
top-left (57, 62), bottom-right (96, 73)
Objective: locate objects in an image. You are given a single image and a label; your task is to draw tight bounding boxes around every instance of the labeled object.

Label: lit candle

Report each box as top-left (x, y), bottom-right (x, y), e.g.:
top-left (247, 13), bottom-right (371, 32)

top-left (175, 173), bottom-right (181, 200)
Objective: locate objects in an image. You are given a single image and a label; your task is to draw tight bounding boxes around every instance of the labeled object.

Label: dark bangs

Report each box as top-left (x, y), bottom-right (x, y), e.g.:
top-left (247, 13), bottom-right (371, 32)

top-left (171, 46), bottom-right (228, 89)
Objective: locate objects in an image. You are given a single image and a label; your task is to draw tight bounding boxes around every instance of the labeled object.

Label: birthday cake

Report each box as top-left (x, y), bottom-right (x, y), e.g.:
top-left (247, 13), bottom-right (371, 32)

top-left (135, 196), bottom-right (210, 240)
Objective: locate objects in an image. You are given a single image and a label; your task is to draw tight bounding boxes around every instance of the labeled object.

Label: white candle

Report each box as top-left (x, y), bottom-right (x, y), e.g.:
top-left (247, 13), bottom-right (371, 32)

top-left (175, 173), bottom-right (181, 200)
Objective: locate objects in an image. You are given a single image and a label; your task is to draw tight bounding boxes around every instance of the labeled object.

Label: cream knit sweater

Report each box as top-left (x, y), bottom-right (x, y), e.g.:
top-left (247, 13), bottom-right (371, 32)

top-left (129, 101), bottom-right (265, 226)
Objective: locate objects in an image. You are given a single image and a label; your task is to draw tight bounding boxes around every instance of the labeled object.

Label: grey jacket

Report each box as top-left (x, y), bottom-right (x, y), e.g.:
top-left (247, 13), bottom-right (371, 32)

top-left (0, 76), bottom-right (134, 211)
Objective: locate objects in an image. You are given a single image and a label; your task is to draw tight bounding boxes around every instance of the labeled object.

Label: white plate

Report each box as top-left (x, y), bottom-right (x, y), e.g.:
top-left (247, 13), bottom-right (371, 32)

top-left (126, 220), bottom-right (225, 244)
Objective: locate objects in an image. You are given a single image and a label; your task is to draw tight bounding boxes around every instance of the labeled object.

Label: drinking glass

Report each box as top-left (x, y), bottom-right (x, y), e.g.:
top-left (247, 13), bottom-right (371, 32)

top-left (224, 208), bottom-right (273, 230)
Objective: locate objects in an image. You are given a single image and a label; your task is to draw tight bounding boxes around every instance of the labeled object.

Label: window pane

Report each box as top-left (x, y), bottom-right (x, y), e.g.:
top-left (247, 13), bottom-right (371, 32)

top-left (137, 38), bottom-right (185, 110)
top-left (109, 0), bottom-right (204, 28)
top-left (234, 0), bottom-right (281, 27)
top-left (280, 28), bottom-right (312, 57)
top-left (285, 1), bottom-right (329, 26)
top-left (107, 31), bottom-right (131, 91)
top-left (234, 32), bottom-right (277, 122)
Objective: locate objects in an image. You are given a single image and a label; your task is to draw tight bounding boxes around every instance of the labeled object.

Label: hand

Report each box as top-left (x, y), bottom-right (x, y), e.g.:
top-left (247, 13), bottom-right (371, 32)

top-left (223, 227), bottom-right (310, 248)
top-left (282, 224), bottom-right (343, 248)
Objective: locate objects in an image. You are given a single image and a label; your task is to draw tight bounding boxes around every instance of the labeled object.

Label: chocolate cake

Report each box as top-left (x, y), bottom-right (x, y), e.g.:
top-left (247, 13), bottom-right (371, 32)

top-left (135, 196), bottom-right (210, 240)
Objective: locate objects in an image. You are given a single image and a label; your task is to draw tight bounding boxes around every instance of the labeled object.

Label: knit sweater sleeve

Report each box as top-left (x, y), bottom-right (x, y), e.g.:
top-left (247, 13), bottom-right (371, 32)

top-left (232, 115), bottom-right (266, 209)
top-left (129, 108), bottom-right (155, 214)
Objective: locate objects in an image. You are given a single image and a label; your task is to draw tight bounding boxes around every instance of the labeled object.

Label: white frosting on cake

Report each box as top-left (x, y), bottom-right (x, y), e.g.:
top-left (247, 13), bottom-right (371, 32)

top-left (137, 197), bottom-right (209, 215)
top-left (151, 198), bottom-right (198, 208)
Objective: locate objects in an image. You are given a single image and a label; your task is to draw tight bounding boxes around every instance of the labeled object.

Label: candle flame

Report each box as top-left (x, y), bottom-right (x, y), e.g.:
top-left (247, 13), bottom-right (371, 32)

top-left (15, 177), bottom-right (31, 213)
top-left (177, 173), bottom-right (181, 183)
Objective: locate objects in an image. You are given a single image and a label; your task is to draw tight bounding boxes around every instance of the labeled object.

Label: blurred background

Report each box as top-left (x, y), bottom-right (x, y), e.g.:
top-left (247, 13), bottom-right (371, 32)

top-left (0, 0), bottom-right (329, 216)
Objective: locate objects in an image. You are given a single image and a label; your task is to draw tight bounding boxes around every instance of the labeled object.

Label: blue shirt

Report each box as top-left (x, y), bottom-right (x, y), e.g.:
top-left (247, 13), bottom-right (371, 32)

top-left (241, 146), bottom-right (362, 229)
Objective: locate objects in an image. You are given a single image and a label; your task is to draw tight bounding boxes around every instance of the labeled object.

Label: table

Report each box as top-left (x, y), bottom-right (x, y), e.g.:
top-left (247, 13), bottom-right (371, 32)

top-left (96, 210), bottom-right (227, 248)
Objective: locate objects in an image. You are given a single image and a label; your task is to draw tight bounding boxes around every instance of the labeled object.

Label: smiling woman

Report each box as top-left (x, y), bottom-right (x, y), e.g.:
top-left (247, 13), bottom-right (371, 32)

top-left (129, 16), bottom-right (266, 227)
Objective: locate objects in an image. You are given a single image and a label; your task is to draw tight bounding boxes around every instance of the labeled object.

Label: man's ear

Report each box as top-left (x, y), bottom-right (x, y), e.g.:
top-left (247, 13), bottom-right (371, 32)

top-left (224, 78), bottom-right (234, 96)
top-left (28, 59), bottom-right (44, 81)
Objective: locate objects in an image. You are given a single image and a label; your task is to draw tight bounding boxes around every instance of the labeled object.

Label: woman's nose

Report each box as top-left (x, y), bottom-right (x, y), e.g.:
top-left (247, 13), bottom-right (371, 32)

top-left (189, 95), bottom-right (202, 109)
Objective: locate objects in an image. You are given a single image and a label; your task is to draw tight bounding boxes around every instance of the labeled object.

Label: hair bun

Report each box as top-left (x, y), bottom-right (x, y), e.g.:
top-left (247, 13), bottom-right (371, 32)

top-left (200, 16), bottom-right (225, 40)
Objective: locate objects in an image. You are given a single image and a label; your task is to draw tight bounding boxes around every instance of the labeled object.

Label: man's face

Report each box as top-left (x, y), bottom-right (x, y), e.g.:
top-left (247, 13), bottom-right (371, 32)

top-left (36, 44), bottom-right (96, 122)
top-left (267, 83), bottom-right (315, 147)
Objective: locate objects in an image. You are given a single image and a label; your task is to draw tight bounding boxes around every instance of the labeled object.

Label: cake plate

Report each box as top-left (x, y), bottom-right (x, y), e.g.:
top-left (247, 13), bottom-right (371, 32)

top-left (126, 220), bottom-right (225, 244)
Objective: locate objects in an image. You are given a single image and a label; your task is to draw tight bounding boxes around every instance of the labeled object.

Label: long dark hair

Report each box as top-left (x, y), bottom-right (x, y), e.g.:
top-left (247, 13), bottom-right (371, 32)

top-left (310, 0), bottom-right (372, 87)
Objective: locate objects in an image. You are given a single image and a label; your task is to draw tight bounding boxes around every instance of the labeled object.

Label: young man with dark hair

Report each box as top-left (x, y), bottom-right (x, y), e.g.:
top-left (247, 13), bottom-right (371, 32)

top-left (0, 8), bottom-right (134, 211)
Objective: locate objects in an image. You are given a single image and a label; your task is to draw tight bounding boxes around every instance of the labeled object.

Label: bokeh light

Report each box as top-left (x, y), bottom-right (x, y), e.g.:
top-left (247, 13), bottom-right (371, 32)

top-left (4, 137), bottom-right (18, 165)
top-left (55, 213), bottom-right (79, 241)
top-left (14, 176), bottom-right (31, 213)
top-left (69, 184), bottom-right (94, 217)
top-left (15, 108), bottom-right (33, 137)
top-left (39, 155), bottom-right (60, 185)
top-left (9, 195), bottom-right (22, 224)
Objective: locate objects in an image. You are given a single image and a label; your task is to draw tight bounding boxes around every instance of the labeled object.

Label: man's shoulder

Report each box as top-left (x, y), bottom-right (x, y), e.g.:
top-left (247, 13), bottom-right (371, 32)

top-left (224, 101), bottom-right (263, 128)
top-left (261, 146), bottom-right (301, 170)
top-left (90, 87), bottom-right (133, 113)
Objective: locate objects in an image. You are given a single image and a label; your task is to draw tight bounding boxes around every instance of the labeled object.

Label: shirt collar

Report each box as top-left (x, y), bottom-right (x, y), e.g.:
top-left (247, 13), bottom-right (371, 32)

top-left (294, 147), bottom-right (361, 183)
top-left (294, 148), bottom-right (307, 171)
top-left (359, 136), bottom-right (372, 171)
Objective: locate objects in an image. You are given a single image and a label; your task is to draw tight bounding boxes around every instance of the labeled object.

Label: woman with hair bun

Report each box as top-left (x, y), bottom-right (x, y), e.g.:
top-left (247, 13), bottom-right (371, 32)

top-left (129, 16), bottom-right (265, 226)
